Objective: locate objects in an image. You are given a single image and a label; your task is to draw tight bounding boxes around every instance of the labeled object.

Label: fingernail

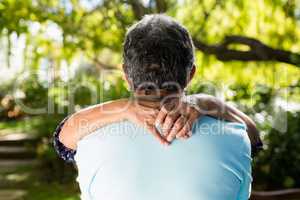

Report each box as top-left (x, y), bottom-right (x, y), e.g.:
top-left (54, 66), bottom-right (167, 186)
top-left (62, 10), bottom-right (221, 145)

top-left (155, 121), bottom-right (160, 128)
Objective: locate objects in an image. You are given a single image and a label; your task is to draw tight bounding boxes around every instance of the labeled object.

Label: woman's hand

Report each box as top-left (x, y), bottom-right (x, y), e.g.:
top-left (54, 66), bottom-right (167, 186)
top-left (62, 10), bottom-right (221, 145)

top-left (126, 99), bottom-right (201, 145)
top-left (126, 101), bottom-right (170, 146)
top-left (155, 100), bottom-right (201, 143)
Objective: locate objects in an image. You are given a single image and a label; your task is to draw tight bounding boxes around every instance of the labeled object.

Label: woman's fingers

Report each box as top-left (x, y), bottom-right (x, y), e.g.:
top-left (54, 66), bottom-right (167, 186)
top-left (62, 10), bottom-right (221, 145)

top-left (175, 116), bottom-right (191, 139)
top-left (156, 103), bottom-right (189, 142)
top-left (145, 121), bottom-right (169, 146)
top-left (162, 112), bottom-right (180, 136)
top-left (177, 121), bottom-right (193, 138)
top-left (176, 107), bottom-right (200, 139)
top-left (166, 115), bottom-right (186, 142)
top-left (155, 105), bottom-right (168, 128)
top-left (152, 101), bottom-right (201, 144)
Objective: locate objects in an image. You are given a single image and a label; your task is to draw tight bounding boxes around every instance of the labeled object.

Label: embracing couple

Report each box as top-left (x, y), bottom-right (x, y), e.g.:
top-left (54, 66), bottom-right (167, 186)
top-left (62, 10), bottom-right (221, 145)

top-left (54, 14), bottom-right (262, 200)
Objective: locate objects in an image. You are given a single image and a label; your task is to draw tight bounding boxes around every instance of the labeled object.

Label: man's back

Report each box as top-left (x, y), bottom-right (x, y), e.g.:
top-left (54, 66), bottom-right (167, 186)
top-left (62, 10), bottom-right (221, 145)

top-left (75, 116), bottom-right (252, 200)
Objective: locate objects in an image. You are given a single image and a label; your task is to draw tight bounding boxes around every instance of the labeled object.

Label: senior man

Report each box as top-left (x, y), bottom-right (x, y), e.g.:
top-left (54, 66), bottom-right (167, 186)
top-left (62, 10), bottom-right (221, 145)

top-left (55, 14), bottom-right (258, 200)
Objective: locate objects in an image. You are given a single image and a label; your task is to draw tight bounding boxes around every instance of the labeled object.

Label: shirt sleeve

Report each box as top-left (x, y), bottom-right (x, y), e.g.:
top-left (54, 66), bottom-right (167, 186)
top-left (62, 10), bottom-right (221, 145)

top-left (237, 170), bottom-right (252, 200)
top-left (53, 115), bottom-right (77, 163)
top-left (237, 134), bottom-right (253, 200)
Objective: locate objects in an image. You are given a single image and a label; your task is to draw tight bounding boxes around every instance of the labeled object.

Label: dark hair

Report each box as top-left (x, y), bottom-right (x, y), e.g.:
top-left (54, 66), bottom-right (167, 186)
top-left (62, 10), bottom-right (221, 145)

top-left (123, 14), bottom-right (194, 92)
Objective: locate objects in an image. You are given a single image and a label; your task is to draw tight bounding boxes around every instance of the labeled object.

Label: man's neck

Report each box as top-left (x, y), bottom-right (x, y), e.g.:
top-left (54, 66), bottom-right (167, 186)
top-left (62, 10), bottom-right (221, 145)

top-left (133, 89), bottom-right (184, 109)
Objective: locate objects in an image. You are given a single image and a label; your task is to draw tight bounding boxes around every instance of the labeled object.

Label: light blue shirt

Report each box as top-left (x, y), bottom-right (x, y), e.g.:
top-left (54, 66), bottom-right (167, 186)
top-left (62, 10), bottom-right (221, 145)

top-left (75, 116), bottom-right (252, 200)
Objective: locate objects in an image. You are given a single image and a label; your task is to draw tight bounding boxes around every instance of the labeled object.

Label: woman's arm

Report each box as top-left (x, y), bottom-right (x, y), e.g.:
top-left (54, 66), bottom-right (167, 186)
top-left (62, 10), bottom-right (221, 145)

top-left (56, 94), bottom-right (262, 156)
top-left (155, 93), bottom-right (262, 152)
top-left (186, 94), bottom-right (262, 150)
top-left (59, 99), bottom-right (128, 150)
top-left (58, 99), bottom-right (169, 151)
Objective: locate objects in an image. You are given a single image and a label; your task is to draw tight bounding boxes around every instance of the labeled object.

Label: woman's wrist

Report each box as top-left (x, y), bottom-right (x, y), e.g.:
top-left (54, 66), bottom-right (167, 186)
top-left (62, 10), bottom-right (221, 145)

top-left (72, 99), bottom-right (129, 141)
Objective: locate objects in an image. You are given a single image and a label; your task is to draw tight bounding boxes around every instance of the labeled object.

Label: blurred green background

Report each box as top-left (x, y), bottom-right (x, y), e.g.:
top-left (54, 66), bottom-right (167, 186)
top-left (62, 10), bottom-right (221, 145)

top-left (0, 0), bottom-right (300, 199)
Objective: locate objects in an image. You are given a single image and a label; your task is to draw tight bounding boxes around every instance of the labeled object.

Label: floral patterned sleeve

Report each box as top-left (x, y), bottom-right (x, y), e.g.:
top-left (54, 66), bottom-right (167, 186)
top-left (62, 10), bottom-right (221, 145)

top-left (53, 116), bottom-right (76, 163)
top-left (252, 140), bottom-right (263, 156)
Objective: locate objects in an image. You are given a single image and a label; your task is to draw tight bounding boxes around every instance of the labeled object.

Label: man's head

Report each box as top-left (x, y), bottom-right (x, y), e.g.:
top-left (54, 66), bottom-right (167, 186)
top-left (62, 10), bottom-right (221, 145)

top-left (123, 14), bottom-right (195, 93)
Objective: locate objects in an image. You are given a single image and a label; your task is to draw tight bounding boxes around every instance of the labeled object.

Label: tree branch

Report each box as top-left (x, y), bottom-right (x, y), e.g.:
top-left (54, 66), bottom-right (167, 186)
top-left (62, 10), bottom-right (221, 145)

top-left (197, 0), bottom-right (219, 34)
top-left (126, 0), bottom-right (148, 20)
top-left (93, 57), bottom-right (117, 71)
top-left (193, 35), bottom-right (300, 67)
top-left (154, 0), bottom-right (168, 13)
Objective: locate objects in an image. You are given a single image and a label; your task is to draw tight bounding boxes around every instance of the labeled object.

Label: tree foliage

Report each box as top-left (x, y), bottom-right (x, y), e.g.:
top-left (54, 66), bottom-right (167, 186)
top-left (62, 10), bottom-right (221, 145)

top-left (1, 0), bottom-right (300, 70)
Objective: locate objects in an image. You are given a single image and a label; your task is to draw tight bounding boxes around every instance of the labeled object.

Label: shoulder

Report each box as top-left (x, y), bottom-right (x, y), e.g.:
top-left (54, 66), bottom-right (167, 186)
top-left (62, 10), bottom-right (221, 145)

top-left (193, 116), bottom-right (251, 157)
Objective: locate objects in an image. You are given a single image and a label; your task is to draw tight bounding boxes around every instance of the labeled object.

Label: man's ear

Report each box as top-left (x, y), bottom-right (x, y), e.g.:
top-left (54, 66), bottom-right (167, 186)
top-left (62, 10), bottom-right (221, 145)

top-left (187, 64), bottom-right (196, 84)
